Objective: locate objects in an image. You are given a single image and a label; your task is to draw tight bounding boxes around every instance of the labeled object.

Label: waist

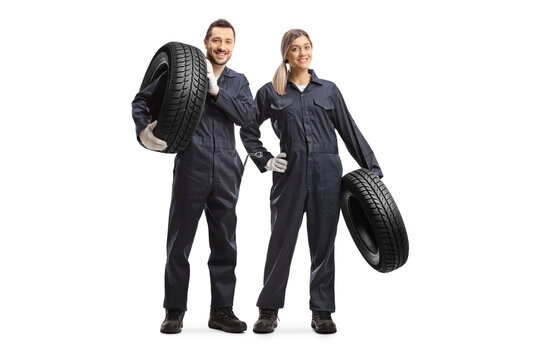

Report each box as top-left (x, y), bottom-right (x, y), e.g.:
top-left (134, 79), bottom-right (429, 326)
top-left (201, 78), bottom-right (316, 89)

top-left (281, 142), bottom-right (338, 154)
top-left (191, 136), bottom-right (235, 150)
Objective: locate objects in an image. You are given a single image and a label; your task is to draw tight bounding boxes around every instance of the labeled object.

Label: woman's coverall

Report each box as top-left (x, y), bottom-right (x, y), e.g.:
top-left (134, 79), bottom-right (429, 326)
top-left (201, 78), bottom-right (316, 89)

top-left (240, 70), bottom-right (382, 312)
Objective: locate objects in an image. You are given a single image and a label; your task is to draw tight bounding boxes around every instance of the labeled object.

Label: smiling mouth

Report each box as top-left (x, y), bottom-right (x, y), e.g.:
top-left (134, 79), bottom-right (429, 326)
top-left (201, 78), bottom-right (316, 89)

top-left (298, 58), bottom-right (308, 63)
top-left (215, 51), bottom-right (227, 58)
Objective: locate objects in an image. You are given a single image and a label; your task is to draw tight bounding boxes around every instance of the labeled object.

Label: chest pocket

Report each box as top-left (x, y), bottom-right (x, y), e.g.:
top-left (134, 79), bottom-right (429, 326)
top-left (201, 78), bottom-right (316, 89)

top-left (270, 98), bottom-right (294, 120)
top-left (313, 98), bottom-right (335, 124)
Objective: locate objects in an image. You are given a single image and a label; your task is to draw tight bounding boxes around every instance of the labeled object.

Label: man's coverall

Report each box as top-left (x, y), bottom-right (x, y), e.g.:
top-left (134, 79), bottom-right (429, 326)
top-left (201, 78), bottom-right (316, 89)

top-left (132, 67), bottom-right (254, 311)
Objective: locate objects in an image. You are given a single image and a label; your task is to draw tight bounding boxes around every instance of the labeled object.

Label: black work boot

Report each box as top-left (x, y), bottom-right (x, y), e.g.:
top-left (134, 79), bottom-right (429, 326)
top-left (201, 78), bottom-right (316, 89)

top-left (253, 308), bottom-right (279, 334)
top-left (160, 309), bottom-right (184, 334)
top-left (208, 306), bottom-right (247, 333)
top-left (311, 311), bottom-right (337, 334)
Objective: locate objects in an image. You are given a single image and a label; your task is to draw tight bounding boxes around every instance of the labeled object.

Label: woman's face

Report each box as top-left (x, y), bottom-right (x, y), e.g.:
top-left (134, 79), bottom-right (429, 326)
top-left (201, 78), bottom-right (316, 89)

top-left (286, 35), bottom-right (312, 71)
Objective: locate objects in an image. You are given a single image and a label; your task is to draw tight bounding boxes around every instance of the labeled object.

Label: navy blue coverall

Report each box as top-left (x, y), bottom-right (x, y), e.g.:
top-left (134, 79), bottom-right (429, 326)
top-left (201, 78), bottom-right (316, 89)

top-left (132, 67), bottom-right (254, 311)
top-left (240, 70), bottom-right (383, 312)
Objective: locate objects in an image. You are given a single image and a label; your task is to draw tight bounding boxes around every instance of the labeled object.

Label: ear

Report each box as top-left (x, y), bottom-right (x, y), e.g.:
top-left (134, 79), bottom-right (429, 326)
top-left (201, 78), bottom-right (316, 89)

top-left (203, 38), bottom-right (208, 48)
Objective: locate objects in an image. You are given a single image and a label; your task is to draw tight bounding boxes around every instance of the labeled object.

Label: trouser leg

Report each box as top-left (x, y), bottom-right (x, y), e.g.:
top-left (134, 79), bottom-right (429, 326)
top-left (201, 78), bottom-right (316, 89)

top-left (205, 182), bottom-right (239, 308)
top-left (163, 153), bottom-right (211, 311)
top-left (306, 154), bottom-right (342, 312)
top-left (256, 175), bottom-right (307, 309)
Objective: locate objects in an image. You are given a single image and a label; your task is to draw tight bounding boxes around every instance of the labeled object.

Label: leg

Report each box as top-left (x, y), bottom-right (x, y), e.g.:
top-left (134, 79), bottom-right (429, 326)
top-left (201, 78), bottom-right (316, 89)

top-left (306, 154), bottom-right (343, 312)
top-left (163, 150), bottom-right (212, 311)
top-left (205, 184), bottom-right (239, 308)
top-left (256, 170), bottom-right (308, 309)
top-left (204, 149), bottom-right (243, 308)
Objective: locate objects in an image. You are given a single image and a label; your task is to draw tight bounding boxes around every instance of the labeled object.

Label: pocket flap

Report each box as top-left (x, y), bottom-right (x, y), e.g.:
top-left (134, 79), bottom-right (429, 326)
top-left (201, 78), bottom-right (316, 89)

top-left (270, 98), bottom-right (294, 110)
top-left (313, 98), bottom-right (335, 110)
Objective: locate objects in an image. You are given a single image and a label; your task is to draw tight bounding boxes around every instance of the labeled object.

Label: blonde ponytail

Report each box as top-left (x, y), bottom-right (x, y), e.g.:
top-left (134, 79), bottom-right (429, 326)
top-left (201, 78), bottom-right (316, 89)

top-left (270, 29), bottom-right (312, 96)
top-left (272, 61), bottom-right (288, 95)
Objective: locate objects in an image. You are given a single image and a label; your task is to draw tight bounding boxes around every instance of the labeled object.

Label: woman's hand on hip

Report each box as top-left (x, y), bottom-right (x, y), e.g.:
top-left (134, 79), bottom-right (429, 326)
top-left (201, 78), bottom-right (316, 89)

top-left (265, 153), bottom-right (288, 173)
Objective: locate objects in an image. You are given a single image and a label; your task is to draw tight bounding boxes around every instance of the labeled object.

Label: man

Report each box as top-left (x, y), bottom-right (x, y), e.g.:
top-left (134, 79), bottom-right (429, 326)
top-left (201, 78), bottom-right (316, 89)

top-left (131, 19), bottom-right (254, 334)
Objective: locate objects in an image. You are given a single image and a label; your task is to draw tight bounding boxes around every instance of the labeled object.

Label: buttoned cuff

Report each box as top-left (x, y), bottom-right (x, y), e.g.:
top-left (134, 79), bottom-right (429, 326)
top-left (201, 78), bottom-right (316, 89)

top-left (255, 152), bottom-right (274, 173)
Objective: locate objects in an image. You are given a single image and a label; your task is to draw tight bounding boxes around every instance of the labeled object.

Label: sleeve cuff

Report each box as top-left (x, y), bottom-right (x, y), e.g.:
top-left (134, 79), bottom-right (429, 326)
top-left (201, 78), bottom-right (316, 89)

top-left (255, 153), bottom-right (274, 173)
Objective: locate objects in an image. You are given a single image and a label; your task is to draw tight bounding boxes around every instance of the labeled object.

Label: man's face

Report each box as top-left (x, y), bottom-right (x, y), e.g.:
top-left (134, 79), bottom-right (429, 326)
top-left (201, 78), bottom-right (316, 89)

top-left (204, 27), bottom-right (235, 65)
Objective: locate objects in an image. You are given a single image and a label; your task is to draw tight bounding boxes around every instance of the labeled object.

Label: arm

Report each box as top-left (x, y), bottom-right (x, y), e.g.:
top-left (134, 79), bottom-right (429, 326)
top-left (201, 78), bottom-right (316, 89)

top-left (332, 85), bottom-right (383, 178)
top-left (211, 74), bottom-right (255, 127)
top-left (131, 72), bottom-right (167, 149)
top-left (240, 87), bottom-right (275, 173)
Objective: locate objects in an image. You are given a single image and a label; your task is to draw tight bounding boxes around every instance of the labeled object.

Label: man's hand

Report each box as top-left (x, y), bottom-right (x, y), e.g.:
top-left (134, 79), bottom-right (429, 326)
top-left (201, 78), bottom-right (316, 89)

top-left (139, 120), bottom-right (167, 151)
top-left (265, 153), bottom-right (288, 173)
top-left (206, 59), bottom-right (219, 96)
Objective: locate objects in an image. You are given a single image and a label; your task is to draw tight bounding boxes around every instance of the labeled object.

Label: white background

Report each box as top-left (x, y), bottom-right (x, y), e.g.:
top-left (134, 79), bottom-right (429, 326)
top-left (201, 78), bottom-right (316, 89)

top-left (1, 0), bottom-right (539, 358)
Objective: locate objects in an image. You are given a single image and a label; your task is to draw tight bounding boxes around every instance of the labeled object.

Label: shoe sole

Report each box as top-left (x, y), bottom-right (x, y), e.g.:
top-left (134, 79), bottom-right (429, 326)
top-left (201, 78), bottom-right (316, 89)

top-left (253, 321), bottom-right (278, 334)
top-left (208, 320), bottom-right (247, 333)
top-left (311, 322), bottom-right (337, 334)
top-left (160, 323), bottom-right (183, 334)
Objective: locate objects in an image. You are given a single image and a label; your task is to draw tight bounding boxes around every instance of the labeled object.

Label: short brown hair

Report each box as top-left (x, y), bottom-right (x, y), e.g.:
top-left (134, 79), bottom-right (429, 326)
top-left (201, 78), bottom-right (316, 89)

top-left (205, 19), bottom-right (236, 41)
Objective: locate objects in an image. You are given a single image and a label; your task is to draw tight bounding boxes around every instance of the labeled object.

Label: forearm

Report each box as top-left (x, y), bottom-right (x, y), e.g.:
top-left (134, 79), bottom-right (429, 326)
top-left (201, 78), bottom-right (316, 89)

top-left (333, 86), bottom-right (383, 177)
top-left (131, 72), bottom-right (166, 142)
top-left (240, 122), bottom-right (273, 172)
top-left (212, 87), bottom-right (255, 127)
top-left (341, 124), bottom-right (383, 178)
top-left (132, 96), bottom-right (152, 143)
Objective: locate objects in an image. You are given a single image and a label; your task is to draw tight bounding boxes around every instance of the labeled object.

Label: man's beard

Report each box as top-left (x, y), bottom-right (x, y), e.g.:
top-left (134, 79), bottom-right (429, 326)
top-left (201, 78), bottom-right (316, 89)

top-left (207, 52), bottom-right (229, 66)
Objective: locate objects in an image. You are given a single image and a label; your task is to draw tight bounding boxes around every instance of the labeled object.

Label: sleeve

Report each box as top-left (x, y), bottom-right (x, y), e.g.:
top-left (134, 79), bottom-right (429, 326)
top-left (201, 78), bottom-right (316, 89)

top-left (332, 85), bottom-right (384, 178)
top-left (210, 74), bottom-right (255, 127)
top-left (239, 86), bottom-right (275, 173)
top-left (131, 72), bottom-right (167, 144)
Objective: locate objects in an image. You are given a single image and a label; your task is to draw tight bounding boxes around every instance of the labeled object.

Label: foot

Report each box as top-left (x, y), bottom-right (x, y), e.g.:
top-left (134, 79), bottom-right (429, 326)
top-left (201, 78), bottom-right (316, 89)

top-left (160, 309), bottom-right (184, 334)
top-left (311, 311), bottom-right (337, 334)
top-left (208, 306), bottom-right (247, 333)
top-left (253, 308), bottom-right (279, 334)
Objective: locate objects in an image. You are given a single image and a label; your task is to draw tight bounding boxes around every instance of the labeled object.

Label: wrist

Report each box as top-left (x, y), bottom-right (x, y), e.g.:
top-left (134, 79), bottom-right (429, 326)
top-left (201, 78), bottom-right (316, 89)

top-left (265, 158), bottom-right (273, 171)
top-left (209, 85), bottom-right (219, 96)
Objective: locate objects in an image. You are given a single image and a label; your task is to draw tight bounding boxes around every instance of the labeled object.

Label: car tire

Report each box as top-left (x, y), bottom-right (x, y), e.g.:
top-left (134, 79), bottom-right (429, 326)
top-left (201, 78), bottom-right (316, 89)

top-left (139, 42), bottom-right (207, 153)
top-left (341, 168), bottom-right (409, 272)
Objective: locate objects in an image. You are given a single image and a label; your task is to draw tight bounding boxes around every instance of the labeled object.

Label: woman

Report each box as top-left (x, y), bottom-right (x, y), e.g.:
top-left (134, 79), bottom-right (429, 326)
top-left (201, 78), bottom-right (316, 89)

top-left (240, 29), bottom-right (383, 334)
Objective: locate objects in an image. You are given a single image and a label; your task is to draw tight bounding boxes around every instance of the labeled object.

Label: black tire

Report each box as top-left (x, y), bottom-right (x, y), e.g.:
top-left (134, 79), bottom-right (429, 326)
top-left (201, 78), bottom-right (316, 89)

top-left (140, 42), bottom-right (207, 153)
top-left (340, 169), bottom-right (409, 273)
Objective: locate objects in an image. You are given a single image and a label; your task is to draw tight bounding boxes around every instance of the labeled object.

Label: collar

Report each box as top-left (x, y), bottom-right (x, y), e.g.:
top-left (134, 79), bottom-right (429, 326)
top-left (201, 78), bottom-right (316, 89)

top-left (287, 69), bottom-right (323, 86)
top-left (220, 66), bottom-right (237, 78)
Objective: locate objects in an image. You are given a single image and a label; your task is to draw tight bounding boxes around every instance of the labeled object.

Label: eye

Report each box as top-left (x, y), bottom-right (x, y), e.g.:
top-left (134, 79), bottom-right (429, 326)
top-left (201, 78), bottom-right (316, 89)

top-left (305, 45), bottom-right (311, 50)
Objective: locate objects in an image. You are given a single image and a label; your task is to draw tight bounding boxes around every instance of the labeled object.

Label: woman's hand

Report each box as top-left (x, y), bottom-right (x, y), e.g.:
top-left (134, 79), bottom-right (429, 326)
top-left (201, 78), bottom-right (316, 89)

top-left (265, 153), bottom-right (288, 173)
